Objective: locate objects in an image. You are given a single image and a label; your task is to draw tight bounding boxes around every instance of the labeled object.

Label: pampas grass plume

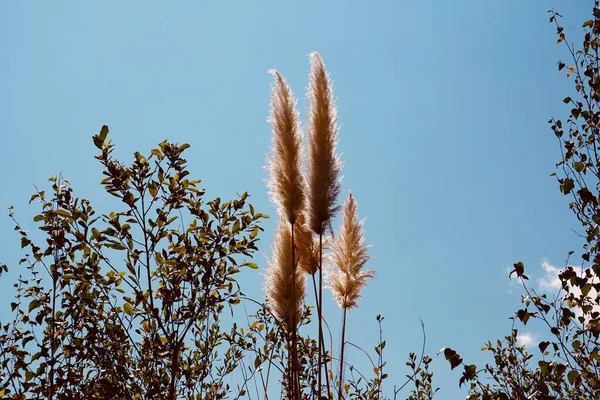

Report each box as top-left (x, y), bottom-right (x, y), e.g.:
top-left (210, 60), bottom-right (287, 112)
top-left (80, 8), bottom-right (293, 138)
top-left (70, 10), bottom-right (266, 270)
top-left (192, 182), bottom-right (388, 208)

top-left (294, 213), bottom-right (322, 275)
top-left (328, 191), bottom-right (374, 309)
top-left (267, 69), bottom-right (305, 224)
top-left (306, 52), bottom-right (342, 235)
top-left (265, 219), bottom-right (306, 332)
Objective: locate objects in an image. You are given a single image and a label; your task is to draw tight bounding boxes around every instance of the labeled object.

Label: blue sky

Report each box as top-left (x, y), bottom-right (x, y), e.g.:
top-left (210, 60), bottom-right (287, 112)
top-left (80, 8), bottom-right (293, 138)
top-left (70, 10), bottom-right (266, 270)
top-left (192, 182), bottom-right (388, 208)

top-left (0, 1), bottom-right (593, 397)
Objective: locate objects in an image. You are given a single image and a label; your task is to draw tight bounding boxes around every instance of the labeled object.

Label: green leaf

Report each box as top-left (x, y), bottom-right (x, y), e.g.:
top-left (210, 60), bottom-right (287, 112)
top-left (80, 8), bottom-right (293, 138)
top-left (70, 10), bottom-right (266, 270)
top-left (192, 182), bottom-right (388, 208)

top-left (443, 348), bottom-right (463, 370)
top-left (562, 178), bottom-right (575, 194)
top-left (574, 161), bottom-right (585, 172)
top-left (149, 182), bottom-right (158, 198)
top-left (583, 20), bottom-right (593, 28)
top-left (99, 125), bottom-right (109, 142)
top-left (243, 262), bottom-right (258, 270)
top-left (568, 369), bottom-right (579, 385)
top-left (28, 300), bottom-right (40, 313)
top-left (33, 215), bottom-right (44, 222)
top-left (536, 379), bottom-right (549, 395)
top-left (107, 242), bottom-right (127, 251)
top-left (150, 148), bottom-right (163, 159)
top-left (123, 192), bottom-right (136, 206)
top-left (563, 96), bottom-right (572, 104)
top-left (517, 309), bottom-right (531, 325)
top-left (510, 261), bottom-right (526, 279)
top-left (30, 351), bottom-right (42, 362)
top-left (582, 283), bottom-right (592, 297)
top-left (55, 209), bottom-right (71, 218)
top-left (463, 364), bottom-right (477, 381)
top-left (123, 302), bottom-right (134, 316)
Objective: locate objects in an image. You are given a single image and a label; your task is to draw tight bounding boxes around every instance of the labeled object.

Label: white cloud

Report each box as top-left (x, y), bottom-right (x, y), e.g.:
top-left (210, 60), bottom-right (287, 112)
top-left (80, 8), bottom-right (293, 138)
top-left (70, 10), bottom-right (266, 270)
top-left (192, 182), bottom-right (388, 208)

top-left (538, 260), bottom-right (563, 291)
top-left (536, 260), bottom-right (600, 322)
top-left (516, 332), bottom-right (537, 348)
top-left (501, 260), bottom-right (600, 350)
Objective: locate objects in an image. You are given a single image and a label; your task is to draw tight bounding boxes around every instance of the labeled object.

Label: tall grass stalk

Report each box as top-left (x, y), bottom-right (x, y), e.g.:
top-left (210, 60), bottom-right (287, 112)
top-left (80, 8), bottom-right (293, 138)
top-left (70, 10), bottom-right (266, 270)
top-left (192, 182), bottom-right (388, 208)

top-left (306, 52), bottom-right (342, 399)
top-left (328, 191), bottom-right (373, 399)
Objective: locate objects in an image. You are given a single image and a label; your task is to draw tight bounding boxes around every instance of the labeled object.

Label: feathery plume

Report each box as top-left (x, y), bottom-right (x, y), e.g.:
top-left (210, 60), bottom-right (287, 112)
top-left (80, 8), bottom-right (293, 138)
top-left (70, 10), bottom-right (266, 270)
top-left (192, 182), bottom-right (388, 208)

top-left (294, 213), bottom-right (321, 275)
top-left (265, 219), bottom-right (306, 332)
top-left (306, 52), bottom-right (342, 235)
top-left (267, 70), bottom-right (305, 224)
top-left (328, 191), bottom-right (374, 309)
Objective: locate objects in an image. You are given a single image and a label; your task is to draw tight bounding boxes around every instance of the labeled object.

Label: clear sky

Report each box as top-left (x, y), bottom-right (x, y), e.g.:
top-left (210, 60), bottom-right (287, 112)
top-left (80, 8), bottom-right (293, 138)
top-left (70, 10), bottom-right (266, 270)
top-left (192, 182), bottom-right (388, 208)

top-left (0, 1), bottom-right (593, 397)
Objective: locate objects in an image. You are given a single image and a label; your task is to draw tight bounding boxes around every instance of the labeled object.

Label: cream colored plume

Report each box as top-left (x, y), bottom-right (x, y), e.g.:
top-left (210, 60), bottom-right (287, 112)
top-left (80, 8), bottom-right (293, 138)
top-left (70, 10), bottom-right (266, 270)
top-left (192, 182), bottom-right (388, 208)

top-left (267, 70), bottom-right (305, 224)
top-left (305, 52), bottom-right (342, 235)
top-left (328, 192), bottom-right (374, 309)
top-left (294, 213), bottom-right (326, 275)
top-left (265, 219), bottom-right (306, 332)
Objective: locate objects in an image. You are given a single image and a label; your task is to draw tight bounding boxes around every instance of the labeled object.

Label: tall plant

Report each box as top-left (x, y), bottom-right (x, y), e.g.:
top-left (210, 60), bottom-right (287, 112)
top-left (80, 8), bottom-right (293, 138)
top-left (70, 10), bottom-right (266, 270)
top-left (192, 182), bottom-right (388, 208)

top-left (263, 52), bottom-right (391, 400)
top-left (441, 4), bottom-right (600, 399)
top-left (0, 129), bottom-right (267, 399)
top-left (328, 191), bottom-right (374, 399)
top-left (265, 69), bottom-right (306, 398)
top-left (305, 52), bottom-right (343, 398)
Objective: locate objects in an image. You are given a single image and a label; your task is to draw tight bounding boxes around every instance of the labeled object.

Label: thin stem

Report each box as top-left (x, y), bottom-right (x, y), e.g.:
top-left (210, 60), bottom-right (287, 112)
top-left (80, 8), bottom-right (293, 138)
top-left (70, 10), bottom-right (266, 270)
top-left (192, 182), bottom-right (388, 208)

top-left (393, 318), bottom-right (427, 396)
top-left (338, 307), bottom-right (348, 400)
top-left (140, 193), bottom-right (156, 320)
top-left (377, 317), bottom-right (383, 398)
top-left (239, 297), bottom-right (285, 400)
top-left (317, 234), bottom-right (323, 398)
top-left (49, 273), bottom-right (57, 400)
top-left (49, 177), bottom-right (61, 400)
top-left (291, 222), bottom-right (299, 399)
top-left (317, 233), bottom-right (332, 399)
top-left (311, 273), bottom-right (320, 398)
top-left (287, 337), bottom-right (293, 398)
